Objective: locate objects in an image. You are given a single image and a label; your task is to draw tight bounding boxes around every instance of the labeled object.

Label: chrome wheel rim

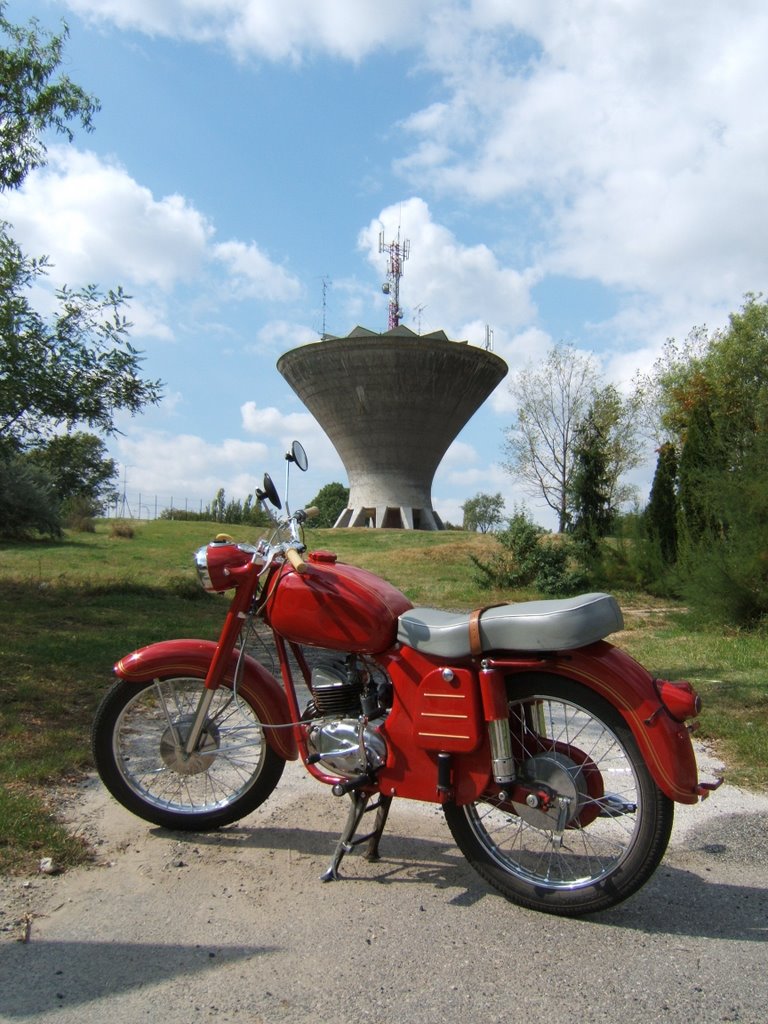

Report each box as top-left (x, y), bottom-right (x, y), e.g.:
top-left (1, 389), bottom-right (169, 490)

top-left (466, 693), bottom-right (643, 891)
top-left (112, 678), bottom-right (267, 816)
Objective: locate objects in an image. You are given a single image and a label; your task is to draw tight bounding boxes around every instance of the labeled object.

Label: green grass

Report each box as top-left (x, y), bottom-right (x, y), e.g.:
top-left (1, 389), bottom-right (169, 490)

top-left (615, 610), bottom-right (768, 791)
top-left (1, 520), bottom-right (765, 873)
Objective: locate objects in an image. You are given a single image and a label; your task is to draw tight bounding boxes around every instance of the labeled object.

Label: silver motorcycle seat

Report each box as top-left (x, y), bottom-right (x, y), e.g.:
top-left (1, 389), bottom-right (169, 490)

top-left (397, 592), bottom-right (624, 658)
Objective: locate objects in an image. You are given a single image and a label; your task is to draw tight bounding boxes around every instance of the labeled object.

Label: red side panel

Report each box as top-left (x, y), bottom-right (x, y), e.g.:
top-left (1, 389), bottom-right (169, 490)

top-left (375, 647), bottom-right (493, 804)
top-left (411, 666), bottom-right (483, 753)
top-left (114, 639), bottom-right (297, 761)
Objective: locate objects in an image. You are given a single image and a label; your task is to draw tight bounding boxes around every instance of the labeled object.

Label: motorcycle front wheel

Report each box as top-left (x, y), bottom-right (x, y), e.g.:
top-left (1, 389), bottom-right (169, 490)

top-left (443, 675), bottom-right (674, 916)
top-left (92, 674), bottom-right (285, 830)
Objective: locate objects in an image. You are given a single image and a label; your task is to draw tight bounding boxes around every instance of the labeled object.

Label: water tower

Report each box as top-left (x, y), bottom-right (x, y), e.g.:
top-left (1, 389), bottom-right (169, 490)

top-left (277, 325), bottom-right (508, 529)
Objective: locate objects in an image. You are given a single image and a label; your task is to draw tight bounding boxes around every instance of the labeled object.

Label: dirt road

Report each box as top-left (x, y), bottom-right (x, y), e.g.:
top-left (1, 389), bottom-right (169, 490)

top-left (1, 745), bottom-right (767, 1024)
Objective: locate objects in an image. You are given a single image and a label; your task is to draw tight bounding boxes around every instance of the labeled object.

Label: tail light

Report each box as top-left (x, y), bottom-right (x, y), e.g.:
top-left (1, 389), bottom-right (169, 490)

top-left (654, 678), bottom-right (702, 722)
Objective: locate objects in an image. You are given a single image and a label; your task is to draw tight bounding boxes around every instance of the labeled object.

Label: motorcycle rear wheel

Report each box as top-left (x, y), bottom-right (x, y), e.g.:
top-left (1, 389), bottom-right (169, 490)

top-left (443, 675), bottom-right (674, 916)
top-left (92, 675), bottom-right (285, 830)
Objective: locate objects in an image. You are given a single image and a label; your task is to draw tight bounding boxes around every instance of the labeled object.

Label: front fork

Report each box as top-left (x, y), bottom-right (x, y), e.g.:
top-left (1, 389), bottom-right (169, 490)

top-left (183, 564), bottom-right (262, 756)
top-left (184, 687), bottom-right (217, 755)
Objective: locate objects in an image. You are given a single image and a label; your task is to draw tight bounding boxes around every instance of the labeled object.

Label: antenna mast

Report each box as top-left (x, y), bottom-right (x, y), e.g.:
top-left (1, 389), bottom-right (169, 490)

top-left (379, 228), bottom-right (410, 330)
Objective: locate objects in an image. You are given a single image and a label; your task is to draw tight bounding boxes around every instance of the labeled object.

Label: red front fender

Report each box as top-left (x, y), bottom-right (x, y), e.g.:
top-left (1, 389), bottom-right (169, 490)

top-left (501, 642), bottom-right (702, 804)
top-left (115, 639), bottom-right (298, 761)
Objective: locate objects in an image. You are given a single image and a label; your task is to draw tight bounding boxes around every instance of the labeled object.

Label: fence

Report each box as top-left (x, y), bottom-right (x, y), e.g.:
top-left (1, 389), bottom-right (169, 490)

top-left (106, 492), bottom-right (210, 521)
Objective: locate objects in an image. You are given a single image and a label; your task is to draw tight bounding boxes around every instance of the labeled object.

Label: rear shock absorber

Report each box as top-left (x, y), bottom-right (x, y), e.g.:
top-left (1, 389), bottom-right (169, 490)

top-left (480, 661), bottom-right (515, 784)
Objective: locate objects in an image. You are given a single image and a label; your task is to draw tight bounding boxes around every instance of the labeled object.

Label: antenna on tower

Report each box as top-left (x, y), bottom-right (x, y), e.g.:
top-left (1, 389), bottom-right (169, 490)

top-left (379, 227), bottom-right (410, 331)
top-left (484, 324), bottom-right (494, 351)
top-left (414, 303), bottom-right (427, 334)
top-left (321, 276), bottom-right (330, 337)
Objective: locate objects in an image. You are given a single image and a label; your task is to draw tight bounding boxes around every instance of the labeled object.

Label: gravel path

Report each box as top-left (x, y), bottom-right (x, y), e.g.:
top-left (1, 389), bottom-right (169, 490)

top-left (2, 741), bottom-right (767, 1024)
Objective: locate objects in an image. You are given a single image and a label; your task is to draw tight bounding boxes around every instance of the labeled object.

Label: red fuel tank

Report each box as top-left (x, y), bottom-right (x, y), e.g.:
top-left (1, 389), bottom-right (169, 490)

top-left (263, 551), bottom-right (413, 653)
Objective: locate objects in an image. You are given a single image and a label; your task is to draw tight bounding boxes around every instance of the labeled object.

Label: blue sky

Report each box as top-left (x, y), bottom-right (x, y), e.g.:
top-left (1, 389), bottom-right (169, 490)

top-left (3, 1), bottom-right (767, 525)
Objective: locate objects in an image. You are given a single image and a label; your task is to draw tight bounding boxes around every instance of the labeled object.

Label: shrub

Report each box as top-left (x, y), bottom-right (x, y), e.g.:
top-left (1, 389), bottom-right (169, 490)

top-left (0, 458), bottom-right (62, 538)
top-left (470, 508), bottom-right (585, 596)
top-left (109, 521), bottom-right (135, 539)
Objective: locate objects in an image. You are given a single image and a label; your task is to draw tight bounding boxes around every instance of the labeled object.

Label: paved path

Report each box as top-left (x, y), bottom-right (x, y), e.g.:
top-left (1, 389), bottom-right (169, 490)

top-left (1, 750), bottom-right (767, 1024)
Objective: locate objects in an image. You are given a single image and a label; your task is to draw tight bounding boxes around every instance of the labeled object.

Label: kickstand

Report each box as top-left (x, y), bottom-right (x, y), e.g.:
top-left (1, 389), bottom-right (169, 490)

top-left (320, 792), bottom-right (394, 882)
top-left (363, 794), bottom-right (392, 862)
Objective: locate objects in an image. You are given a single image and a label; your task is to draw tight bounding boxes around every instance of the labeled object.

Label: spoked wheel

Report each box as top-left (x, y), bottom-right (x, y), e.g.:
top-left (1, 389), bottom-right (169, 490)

top-left (444, 675), bottom-right (674, 916)
top-left (92, 675), bottom-right (285, 830)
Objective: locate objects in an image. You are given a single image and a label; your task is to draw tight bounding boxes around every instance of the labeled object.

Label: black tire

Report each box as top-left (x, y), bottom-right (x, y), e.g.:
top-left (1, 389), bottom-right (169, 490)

top-left (92, 674), bottom-right (285, 830)
top-left (444, 675), bottom-right (674, 916)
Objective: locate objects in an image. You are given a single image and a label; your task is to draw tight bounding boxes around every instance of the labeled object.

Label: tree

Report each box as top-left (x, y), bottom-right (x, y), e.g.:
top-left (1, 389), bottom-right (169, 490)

top-left (23, 431), bottom-right (117, 516)
top-left (644, 295), bottom-right (768, 625)
top-left (0, 457), bottom-right (60, 537)
top-left (0, 213), bottom-right (163, 456)
top-left (589, 384), bottom-right (643, 509)
top-left (469, 507), bottom-right (582, 596)
top-left (0, 5), bottom-right (99, 190)
top-left (568, 410), bottom-right (615, 556)
top-left (461, 492), bottom-right (505, 533)
top-left (502, 345), bottom-right (640, 532)
top-left (305, 482), bottom-right (350, 528)
top-left (644, 443), bottom-right (678, 564)
top-left (0, 7), bottom-right (162, 457)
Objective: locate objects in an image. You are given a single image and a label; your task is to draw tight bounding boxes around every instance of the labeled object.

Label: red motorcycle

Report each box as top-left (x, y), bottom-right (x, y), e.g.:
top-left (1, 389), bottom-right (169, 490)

top-left (92, 442), bottom-right (719, 916)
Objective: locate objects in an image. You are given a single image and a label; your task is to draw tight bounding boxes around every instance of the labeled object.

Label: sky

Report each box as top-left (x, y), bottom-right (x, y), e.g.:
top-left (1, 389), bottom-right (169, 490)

top-left (3, 0), bottom-right (767, 526)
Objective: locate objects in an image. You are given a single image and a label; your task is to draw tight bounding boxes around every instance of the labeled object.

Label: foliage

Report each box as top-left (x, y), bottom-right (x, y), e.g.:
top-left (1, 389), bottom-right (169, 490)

top-left (461, 491), bottom-right (505, 533)
top-left (0, 238), bottom-right (163, 453)
top-left (0, 3), bottom-right (99, 190)
top-left (204, 487), bottom-right (271, 526)
top-left (642, 295), bottom-right (768, 627)
top-left (644, 443), bottom-right (678, 565)
top-left (0, 456), bottom-right (61, 537)
top-left (568, 406), bottom-right (616, 559)
top-left (0, 4), bottom-right (162, 541)
top-left (110, 520), bottom-right (135, 539)
top-left (502, 347), bottom-right (641, 532)
top-left (305, 481), bottom-right (350, 528)
top-left (23, 431), bottom-right (118, 516)
top-left (470, 507), bottom-right (585, 596)
top-left (588, 384), bottom-right (643, 509)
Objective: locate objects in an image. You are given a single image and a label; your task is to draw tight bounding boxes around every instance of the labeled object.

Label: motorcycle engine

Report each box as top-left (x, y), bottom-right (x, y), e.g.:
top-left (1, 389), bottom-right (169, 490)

top-left (304, 657), bottom-right (389, 779)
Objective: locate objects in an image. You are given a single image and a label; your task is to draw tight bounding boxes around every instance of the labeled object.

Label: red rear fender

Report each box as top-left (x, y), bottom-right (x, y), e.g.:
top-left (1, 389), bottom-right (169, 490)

top-left (501, 642), bottom-right (701, 804)
top-left (114, 639), bottom-right (297, 761)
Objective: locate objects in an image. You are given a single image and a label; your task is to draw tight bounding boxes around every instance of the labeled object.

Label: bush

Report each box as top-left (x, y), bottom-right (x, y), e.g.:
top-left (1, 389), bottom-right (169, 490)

top-left (109, 521), bottom-right (135, 539)
top-left (62, 495), bottom-right (98, 532)
top-left (470, 508), bottom-right (585, 596)
top-left (0, 458), bottom-right (62, 538)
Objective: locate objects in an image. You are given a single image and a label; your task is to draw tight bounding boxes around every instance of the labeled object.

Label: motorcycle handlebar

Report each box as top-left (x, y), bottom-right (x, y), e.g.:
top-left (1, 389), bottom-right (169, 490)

top-left (294, 506), bottom-right (319, 524)
top-left (285, 546), bottom-right (307, 573)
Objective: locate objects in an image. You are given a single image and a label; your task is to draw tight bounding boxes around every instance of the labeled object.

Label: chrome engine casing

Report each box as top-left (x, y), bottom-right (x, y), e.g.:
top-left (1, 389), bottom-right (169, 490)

top-left (306, 718), bottom-right (387, 779)
top-left (304, 656), bottom-right (389, 780)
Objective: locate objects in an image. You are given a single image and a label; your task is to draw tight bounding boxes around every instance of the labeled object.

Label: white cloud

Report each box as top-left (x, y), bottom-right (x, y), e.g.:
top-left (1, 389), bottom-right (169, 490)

top-left (0, 147), bottom-right (307, 342)
top-left (113, 430), bottom-right (270, 507)
top-left (240, 402), bottom-right (317, 439)
top-left (246, 320), bottom-right (318, 355)
top-left (0, 148), bottom-right (212, 290)
top-left (64, 0), bottom-right (432, 61)
top-left (359, 197), bottom-right (535, 338)
top-left (398, 1), bottom-right (768, 318)
top-left (213, 241), bottom-right (301, 302)
top-left (240, 401), bottom-right (343, 475)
